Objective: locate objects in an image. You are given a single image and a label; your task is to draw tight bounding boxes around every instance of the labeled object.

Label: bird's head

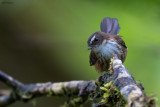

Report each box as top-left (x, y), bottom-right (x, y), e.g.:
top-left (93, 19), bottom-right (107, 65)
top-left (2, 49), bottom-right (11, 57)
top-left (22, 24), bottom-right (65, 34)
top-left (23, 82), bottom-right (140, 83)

top-left (87, 31), bottom-right (109, 52)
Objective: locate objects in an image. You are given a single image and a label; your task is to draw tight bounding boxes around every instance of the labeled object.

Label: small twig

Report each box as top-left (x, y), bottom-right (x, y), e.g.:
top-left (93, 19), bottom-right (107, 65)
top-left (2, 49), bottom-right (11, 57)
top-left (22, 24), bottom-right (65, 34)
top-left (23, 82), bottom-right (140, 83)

top-left (0, 71), bottom-right (23, 90)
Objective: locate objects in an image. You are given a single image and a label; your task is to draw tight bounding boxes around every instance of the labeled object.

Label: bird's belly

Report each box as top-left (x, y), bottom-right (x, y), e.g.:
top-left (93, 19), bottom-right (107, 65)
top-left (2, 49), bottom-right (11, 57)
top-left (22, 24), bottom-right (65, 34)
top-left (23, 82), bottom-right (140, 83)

top-left (95, 50), bottom-right (121, 73)
top-left (93, 39), bottom-right (123, 72)
top-left (94, 39), bottom-right (122, 61)
top-left (97, 47), bottom-right (122, 61)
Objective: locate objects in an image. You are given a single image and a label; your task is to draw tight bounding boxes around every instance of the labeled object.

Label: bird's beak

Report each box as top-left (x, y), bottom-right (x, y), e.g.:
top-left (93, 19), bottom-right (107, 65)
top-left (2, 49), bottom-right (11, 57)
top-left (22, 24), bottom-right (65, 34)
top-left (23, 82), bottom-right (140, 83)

top-left (88, 46), bottom-right (92, 50)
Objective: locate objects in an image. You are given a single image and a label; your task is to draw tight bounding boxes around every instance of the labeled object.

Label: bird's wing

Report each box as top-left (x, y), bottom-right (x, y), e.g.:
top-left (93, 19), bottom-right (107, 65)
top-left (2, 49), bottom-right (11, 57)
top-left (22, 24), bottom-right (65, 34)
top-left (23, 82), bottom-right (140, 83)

top-left (114, 35), bottom-right (127, 48)
top-left (114, 35), bottom-right (127, 62)
top-left (89, 51), bottom-right (98, 66)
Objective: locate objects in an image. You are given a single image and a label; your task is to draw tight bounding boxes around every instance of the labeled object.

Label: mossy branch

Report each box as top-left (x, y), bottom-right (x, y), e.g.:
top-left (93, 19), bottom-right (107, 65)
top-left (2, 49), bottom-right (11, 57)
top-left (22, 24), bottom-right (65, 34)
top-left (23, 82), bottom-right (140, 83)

top-left (0, 57), bottom-right (157, 107)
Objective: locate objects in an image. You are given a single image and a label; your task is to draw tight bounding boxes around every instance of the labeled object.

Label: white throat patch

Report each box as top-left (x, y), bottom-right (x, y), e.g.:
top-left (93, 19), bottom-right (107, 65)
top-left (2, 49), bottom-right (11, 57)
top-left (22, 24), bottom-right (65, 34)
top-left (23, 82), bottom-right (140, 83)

top-left (90, 35), bottom-right (96, 44)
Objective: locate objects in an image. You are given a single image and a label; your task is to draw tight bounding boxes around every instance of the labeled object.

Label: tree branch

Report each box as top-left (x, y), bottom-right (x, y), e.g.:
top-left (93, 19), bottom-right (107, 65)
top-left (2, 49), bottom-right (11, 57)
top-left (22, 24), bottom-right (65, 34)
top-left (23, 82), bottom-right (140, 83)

top-left (0, 72), bottom-right (95, 107)
top-left (0, 57), bottom-right (156, 107)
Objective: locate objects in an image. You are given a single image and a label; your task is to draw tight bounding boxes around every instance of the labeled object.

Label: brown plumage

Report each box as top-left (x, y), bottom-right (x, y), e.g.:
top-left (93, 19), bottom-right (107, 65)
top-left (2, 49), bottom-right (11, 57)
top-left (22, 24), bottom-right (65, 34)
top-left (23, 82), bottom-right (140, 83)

top-left (87, 17), bottom-right (127, 73)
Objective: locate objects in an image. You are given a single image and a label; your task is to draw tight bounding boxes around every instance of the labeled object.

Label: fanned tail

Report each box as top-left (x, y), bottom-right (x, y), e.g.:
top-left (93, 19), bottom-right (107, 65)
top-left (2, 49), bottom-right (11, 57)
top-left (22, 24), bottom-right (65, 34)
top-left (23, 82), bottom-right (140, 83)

top-left (100, 17), bottom-right (120, 35)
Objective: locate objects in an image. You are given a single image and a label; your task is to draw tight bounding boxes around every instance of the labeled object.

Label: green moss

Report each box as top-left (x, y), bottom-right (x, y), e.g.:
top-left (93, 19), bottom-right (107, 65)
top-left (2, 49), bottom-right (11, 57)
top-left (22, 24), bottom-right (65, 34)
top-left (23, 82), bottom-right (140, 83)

top-left (92, 80), bottom-right (126, 107)
top-left (95, 79), bottom-right (101, 86)
top-left (17, 89), bottom-right (33, 100)
top-left (100, 87), bottom-right (108, 91)
top-left (61, 85), bottom-right (87, 107)
top-left (101, 83), bottom-right (126, 106)
top-left (104, 81), bottom-right (112, 88)
top-left (62, 97), bottom-right (86, 107)
top-left (70, 97), bottom-right (83, 106)
top-left (47, 88), bottom-right (55, 96)
top-left (108, 58), bottom-right (115, 74)
top-left (21, 93), bottom-right (32, 99)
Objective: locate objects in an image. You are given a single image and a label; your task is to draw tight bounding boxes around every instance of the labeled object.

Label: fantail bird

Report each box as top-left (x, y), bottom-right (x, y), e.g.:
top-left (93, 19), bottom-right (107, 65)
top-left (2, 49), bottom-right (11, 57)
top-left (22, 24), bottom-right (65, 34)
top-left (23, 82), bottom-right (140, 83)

top-left (87, 17), bottom-right (127, 73)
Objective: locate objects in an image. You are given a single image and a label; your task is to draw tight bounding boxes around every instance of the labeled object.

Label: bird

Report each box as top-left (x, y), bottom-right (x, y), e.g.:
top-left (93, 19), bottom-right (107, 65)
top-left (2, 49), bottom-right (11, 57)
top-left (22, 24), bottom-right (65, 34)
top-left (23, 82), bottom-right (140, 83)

top-left (87, 17), bottom-right (127, 73)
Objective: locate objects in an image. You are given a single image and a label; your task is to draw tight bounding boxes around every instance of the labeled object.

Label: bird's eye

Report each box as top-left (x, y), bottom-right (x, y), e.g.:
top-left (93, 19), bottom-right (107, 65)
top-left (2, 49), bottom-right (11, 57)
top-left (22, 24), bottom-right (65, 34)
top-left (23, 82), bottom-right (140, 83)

top-left (95, 38), bottom-right (99, 41)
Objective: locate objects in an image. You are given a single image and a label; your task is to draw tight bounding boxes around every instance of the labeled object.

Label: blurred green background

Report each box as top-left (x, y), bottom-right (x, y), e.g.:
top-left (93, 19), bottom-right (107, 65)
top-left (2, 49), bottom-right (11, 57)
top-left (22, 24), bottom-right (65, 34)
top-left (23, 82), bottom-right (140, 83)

top-left (0, 0), bottom-right (160, 106)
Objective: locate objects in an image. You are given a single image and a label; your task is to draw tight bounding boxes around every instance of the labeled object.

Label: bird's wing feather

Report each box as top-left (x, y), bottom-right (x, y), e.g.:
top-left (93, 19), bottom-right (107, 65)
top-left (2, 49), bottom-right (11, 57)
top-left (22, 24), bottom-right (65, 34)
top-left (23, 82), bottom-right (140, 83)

top-left (89, 51), bottom-right (98, 66)
top-left (114, 35), bottom-right (127, 62)
top-left (114, 36), bottom-right (127, 48)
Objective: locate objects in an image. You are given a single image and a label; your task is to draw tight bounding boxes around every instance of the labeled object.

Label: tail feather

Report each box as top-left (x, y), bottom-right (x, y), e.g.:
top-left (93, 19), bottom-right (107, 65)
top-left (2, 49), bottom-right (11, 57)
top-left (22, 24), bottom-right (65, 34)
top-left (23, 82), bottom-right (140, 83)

top-left (100, 17), bottom-right (120, 35)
